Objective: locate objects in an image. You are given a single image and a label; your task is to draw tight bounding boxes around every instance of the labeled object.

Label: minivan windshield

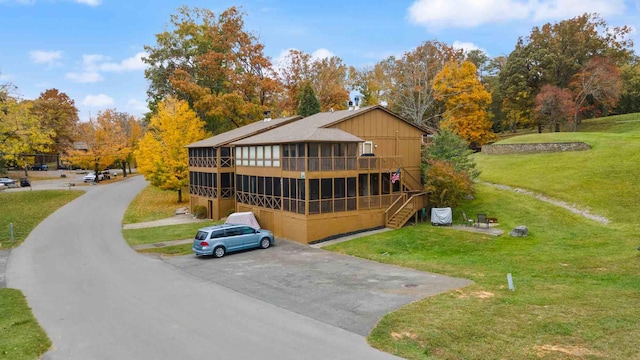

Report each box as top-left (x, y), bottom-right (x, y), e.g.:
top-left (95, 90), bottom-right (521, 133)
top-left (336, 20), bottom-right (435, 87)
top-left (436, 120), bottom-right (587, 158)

top-left (195, 231), bottom-right (209, 240)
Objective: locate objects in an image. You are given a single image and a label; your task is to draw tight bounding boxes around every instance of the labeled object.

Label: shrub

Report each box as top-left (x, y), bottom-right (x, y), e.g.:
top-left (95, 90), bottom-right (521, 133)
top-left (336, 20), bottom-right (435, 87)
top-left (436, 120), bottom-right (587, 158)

top-left (424, 160), bottom-right (474, 208)
top-left (193, 205), bottom-right (207, 219)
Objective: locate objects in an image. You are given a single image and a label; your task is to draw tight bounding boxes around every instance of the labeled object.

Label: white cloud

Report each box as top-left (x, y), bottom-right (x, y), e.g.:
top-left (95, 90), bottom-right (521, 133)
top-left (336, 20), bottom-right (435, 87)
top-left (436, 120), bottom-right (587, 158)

top-left (29, 50), bottom-right (63, 66)
top-left (311, 48), bottom-right (335, 60)
top-left (82, 94), bottom-right (114, 107)
top-left (408, 0), bottom-right (626, 29)
top-left (126, 99), bottom-right (149, 115)
top-left (65, 71), bottom-right (103, 83)
top-left (65, 52), bottom-right (146, 83)
top-left (452, 41), bottom-right (485, 53)
top-left (99, 52), bottom-right (147, 72)
top-left (74, 0), bottom-right (101, 6)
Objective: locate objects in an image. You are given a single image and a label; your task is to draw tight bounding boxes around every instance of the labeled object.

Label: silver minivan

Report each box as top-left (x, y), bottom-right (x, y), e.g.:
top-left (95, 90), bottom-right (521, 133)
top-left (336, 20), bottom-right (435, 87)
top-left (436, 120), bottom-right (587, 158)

top-left (192, 223), bottom-right (274, 258)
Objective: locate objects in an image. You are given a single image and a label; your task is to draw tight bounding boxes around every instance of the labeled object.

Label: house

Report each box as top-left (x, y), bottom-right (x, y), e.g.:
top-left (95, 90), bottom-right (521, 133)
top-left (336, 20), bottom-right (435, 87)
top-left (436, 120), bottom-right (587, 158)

top-left (187, 105), bottom-right (430, 244)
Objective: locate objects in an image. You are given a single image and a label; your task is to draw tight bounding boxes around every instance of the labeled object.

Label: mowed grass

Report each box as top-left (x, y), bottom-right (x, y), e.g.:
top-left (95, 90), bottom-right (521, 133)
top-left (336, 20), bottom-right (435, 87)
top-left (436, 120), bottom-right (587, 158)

top-left (123, 185), bottom-right (188, 224)
top-left (122, 222), bottom-right (216, 247)
top-left (326, 114), bottom-right (640, 359)
top-left (0, 289), bottom-right (51, 360)
top-left (474, 115), bottom-right (640, 224)
top-left (0, 190), bottom-right (83, 249)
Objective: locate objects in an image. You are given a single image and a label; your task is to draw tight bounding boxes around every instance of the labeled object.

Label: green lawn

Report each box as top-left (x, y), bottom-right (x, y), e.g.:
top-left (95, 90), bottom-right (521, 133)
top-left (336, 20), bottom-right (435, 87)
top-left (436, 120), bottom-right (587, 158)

top-left (0, 190), bottom-right (83, 249)
top-left (0, 190), bottom-right (81, 360)
top-left (122, 222), bottom-right (216, 247)
top-left (0, 289), bottom-right (52, 360)
top-left (123, 185), bottom-right (188, 224)
top-left (326, 115), bottom-right (640, 359)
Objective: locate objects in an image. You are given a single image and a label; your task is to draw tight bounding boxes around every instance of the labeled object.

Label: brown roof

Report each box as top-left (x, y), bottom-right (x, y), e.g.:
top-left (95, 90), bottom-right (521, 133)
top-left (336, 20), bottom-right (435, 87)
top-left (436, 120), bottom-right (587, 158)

top-left (186, 115), bottom-right (302, 148)
top-left (233, 105), bottom-right (422, 145)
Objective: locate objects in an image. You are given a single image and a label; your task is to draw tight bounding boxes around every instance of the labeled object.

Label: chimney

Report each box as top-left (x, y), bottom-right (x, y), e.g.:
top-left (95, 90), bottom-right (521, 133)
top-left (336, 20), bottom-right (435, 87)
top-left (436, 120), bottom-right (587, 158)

top-left (348, 100), bottom-right (354, 111)
top-left (263, 110), bottom-right (271, 122)
top-left (354, 96), bottom-right (360, 110)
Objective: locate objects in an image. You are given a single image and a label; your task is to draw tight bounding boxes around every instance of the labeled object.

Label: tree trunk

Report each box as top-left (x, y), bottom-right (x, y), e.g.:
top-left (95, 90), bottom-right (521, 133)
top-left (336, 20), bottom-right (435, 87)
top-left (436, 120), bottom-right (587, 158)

top-left (555, 122), bottom-right (560, 132)
top-left (177, 188), bottom-right (183, 203)
top-left (121, 162), bottom-right (127, 178)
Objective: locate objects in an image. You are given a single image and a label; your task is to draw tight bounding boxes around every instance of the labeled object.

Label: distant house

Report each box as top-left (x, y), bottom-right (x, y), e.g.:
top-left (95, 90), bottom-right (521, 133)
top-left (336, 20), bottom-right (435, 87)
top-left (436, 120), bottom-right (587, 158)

top-left (186, 105), bottom-right (430, 244)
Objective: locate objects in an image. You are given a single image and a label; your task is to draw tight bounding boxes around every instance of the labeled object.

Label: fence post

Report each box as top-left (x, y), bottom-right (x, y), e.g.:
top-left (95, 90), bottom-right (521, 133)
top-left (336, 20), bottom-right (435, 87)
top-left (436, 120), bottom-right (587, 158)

top-left (9, 223), bottom-right (14, 245)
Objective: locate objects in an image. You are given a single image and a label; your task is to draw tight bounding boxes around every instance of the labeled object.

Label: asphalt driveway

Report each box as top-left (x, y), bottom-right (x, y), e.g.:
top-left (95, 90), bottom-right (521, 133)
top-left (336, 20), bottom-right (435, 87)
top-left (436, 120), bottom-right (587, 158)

top-left (163, 239), bottom-right (472, 336)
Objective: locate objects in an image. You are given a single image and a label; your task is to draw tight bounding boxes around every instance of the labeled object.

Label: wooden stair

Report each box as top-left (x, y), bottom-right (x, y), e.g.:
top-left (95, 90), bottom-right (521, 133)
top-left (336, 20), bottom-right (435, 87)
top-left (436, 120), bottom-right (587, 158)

top-left (384, 191), bottom-right (429, 229)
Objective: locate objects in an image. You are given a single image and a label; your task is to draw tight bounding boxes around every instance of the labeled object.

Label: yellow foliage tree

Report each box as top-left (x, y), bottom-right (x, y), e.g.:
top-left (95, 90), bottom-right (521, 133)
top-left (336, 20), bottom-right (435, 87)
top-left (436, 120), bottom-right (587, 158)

top-left (0, 97), bottom-right (54, 175)
top-left (433, 61), bottom-right (495, 146)
top-left (135, 97), bottom-right (207, 202)
top-left (65, 110), bottom-right (124, 179)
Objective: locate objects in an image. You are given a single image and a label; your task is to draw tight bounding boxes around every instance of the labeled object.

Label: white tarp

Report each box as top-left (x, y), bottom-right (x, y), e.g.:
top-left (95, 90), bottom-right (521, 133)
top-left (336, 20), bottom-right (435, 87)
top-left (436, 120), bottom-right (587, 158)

top-left (225, 212), bottom-right (261, 230)
top-left (431, 207), bottom-right (452, 225)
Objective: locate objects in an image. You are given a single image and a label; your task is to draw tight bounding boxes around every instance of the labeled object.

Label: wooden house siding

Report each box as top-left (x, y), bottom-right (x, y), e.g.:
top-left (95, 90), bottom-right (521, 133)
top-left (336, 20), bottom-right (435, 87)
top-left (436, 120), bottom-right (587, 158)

top-left (187, 106), bottom-right (429, 244)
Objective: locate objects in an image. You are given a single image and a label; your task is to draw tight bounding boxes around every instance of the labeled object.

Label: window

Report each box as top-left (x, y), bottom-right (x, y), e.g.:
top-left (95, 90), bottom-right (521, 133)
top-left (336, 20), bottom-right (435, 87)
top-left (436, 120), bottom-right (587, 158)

top-left (321, 179), bottom-right (332, 199)
top-left (334, 178), bottom-right (345, 198)
top-left (362, 141), bottom-right (373, 154)
top-left (309, 179), bottom-right (319, 200)
top-left (240, 226), bottom-right (255, 235)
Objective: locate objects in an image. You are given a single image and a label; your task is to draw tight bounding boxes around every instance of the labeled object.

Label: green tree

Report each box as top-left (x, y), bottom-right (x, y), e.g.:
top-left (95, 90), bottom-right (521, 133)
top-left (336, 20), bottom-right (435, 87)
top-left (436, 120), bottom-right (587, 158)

top-left (422, 130), bottom-right (479, 179)
top-left (135, 97), bottom-right (207, 202)
top-left (618, 60), bottom-right (640, 114)
top-left (297, 82), bottom-right (320, 116)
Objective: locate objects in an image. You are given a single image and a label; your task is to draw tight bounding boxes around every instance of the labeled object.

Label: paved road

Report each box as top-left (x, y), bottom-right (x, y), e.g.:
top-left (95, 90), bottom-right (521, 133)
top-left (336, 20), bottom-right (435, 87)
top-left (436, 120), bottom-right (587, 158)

top-left (7, 176), bottom-right (401, 360)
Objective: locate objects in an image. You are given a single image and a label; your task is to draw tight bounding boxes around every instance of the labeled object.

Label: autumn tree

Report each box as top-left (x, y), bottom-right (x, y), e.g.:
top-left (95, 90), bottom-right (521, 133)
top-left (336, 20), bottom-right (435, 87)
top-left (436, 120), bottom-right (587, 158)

top-left (433, 61), bottom-right (495, 147)
top-left (143, 6), bottom-right (279, 134)
top-left (297, 82), bottom-right (320, 116)
top-left (31, 89), bottom-right (80, 158)
top-left (65, 110), bottom-right (124, 180)
top-left (499, 13), bottom-right (633, 132)
top-left (424, 160), bottom-right (474, 208)
top-left (534, 85), bottom-right (574, 132)
top-left (0, 96), bottom-right (54, 175)
top-left (278, 49), bottom-right (349, 114)
top-left (569, 57), bottom-right (622, 130)
top-left (382, 40), bottom-right (461, 131)
top-left (527, 13), bottom-right (633, 88)
top-left (135, 97), bottom-right (207, 202)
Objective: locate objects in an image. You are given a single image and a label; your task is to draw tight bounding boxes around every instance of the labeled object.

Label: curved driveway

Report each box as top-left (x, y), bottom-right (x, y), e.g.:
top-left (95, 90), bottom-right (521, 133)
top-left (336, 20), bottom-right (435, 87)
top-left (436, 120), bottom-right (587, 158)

top-left (7, 176), bottom-right (469, 359)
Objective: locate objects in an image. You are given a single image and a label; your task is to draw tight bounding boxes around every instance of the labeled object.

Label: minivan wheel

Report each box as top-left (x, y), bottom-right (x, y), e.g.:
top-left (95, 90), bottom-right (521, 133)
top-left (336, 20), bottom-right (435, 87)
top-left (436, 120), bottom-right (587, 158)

top-left (213, 246), bottom-right (226, 258)
top-left (260, 238), bottom-right (271, 249)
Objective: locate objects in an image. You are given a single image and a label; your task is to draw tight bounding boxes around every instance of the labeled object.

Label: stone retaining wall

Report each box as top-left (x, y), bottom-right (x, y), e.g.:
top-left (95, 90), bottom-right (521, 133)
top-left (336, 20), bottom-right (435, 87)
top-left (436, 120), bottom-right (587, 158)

top-left (481, 142), bottom-right (591, 155)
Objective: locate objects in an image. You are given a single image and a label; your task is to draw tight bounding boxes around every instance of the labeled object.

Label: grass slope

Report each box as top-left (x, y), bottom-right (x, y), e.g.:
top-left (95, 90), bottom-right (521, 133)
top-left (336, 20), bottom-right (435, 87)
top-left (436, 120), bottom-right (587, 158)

top-left (123, 185), bottom-right (187, 224)
top-left (326, 114), bottom-right (640, 359)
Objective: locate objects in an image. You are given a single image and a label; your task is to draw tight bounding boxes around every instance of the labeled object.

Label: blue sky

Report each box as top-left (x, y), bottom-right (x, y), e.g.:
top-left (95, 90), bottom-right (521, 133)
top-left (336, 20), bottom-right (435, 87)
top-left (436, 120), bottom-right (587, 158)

top-left (1, 0), bottom-right (638, 121)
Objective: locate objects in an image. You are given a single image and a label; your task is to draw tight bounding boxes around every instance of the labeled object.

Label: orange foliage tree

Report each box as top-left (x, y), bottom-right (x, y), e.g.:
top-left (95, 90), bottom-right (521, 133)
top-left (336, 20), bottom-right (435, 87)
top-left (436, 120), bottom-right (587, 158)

top-left (534, 85), bottom-right (574, 132)
top-left (433, 61), bottom-right (495, 147)
top-left (278, 49), bottom-right (349, 114)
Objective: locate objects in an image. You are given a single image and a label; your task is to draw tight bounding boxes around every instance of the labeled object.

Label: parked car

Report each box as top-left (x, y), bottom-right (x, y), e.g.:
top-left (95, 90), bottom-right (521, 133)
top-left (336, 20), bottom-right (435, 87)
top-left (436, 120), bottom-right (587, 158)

top-left (0, 177), bottom-right (18, 188)
top-left (83, 172), bottom-right (104, 183)
top-left (100, 170), bottom-right (111, 180)
top-left (192, 223), bottom-right (274, 257)
top-left (31, 164), bottom-right (48, 171)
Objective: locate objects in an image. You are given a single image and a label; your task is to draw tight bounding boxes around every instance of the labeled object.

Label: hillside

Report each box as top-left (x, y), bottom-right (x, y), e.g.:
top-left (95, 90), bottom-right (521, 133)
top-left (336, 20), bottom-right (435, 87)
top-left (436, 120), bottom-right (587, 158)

top-left (474, 114), bottom-right (640, 224)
